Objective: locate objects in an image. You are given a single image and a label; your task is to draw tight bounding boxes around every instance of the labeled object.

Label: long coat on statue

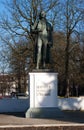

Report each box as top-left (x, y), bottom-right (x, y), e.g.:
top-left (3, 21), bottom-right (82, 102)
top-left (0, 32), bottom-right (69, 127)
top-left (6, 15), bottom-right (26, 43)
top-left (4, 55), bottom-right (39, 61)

top-left (33, 20), bottom-right (53, 65)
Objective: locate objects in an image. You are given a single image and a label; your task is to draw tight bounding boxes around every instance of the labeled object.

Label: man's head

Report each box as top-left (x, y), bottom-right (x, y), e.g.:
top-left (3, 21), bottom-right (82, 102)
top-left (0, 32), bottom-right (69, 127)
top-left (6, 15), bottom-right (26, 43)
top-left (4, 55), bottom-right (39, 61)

top-left (39, 11), bottom-right (46, 19)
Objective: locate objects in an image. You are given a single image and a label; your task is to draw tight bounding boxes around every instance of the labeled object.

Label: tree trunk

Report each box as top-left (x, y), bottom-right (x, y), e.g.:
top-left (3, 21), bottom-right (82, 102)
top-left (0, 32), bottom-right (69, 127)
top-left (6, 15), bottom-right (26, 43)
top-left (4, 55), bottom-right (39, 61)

top-left (64, 34), bottom-right (70, 97)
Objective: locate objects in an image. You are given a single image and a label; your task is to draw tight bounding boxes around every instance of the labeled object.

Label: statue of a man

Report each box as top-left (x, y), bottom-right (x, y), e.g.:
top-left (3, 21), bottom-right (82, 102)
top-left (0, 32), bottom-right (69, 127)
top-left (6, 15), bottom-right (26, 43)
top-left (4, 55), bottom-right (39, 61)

top-left (31, 11), bottom-right (53, 69)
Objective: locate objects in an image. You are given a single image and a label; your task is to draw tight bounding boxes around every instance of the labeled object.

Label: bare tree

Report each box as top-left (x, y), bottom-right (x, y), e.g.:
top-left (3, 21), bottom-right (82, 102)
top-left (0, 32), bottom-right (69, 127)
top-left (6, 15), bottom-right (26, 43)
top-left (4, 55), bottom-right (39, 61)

top-left (0, 0), bottom-right (59, 70)
top-left (9, 39), bottom-right (30, 93)
top-left (0, 0), bottom-right (59, 40)
top-left (0, 0), bottom-right (84, 96)
top-left (59, 0), bottom-right (84, 97)
top-left (0, 0), bottom-right (59, 93)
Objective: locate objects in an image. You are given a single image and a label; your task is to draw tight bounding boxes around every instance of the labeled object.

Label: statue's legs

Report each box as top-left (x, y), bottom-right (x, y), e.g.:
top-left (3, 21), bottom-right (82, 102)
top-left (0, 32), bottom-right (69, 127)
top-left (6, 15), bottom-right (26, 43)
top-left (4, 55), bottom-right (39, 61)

top-left (42, 36), bottom-right (48, 68)
top-left (36, 37), bottom-right (42, 69)
top-left (43, 43), bottom-right (47, 68)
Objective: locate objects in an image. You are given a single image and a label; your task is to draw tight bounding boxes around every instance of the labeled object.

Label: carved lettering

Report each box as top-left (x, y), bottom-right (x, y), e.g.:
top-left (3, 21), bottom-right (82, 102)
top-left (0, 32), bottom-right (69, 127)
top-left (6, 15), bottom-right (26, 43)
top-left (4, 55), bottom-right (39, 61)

top-left (36, 85), bottom-right (51, 96)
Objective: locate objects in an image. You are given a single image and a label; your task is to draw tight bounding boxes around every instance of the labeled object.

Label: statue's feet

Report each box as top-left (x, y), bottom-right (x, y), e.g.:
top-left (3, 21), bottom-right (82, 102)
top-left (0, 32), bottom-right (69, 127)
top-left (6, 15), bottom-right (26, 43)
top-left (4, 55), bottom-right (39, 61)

top-left (36, 65), bottom-right (39, 70)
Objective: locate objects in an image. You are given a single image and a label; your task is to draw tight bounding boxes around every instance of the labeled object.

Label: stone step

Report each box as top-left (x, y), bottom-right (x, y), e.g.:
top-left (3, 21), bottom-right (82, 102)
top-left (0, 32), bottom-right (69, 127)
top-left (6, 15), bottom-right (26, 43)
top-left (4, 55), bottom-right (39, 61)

top-left (26, 107), bottom-right (65, 119)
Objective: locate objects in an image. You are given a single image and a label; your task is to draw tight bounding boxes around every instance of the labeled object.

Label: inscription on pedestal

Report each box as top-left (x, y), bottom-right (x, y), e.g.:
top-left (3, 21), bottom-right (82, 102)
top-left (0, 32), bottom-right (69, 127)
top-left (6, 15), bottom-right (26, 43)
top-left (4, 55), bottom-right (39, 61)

top-left (36, 85), bottom-right (51, 96)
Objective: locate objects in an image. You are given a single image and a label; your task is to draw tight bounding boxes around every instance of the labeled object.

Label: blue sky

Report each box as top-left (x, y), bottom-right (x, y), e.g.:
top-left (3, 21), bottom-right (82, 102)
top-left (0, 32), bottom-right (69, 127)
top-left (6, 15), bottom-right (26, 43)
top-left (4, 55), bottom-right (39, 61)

top-left (0, 0), bottom-right (5, 13)
top-left (0, 1), bottom-right (8, 73)
top-left (0, 0), bottom-right (9, 15)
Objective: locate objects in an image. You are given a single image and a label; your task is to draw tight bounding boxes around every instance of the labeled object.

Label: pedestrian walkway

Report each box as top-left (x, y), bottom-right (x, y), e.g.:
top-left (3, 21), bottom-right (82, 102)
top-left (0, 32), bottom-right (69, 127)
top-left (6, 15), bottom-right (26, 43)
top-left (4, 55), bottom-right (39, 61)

top-left (0, 111), bottom-right (84, 130)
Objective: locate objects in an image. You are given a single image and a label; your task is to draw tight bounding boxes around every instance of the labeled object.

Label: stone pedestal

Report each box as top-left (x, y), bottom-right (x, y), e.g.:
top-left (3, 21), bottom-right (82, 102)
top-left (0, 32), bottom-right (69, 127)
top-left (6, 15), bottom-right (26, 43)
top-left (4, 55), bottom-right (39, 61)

top-left (26, 71), bottom-right (63, 118)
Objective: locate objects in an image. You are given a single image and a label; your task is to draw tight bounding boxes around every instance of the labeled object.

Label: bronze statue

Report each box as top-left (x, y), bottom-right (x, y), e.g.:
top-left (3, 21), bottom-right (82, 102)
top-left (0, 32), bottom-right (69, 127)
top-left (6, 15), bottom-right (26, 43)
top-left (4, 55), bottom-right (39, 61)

top-left (31, 11), bottom-right (53, 69)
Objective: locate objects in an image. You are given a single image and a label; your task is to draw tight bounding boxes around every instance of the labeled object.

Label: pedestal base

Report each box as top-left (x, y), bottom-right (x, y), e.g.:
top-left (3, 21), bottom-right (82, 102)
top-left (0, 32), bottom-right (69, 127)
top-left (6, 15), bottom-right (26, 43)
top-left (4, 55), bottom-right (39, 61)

top-left (26, 107), bottom-right (64, 119)
top-left (26, 72), bottom-right (63, 118)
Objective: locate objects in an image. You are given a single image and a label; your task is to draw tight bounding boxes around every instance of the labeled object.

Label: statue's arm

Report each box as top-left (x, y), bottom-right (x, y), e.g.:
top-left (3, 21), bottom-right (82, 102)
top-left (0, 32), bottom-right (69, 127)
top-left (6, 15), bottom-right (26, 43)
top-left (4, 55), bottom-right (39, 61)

top-left (31, 20), bottom-right (42, 34)
top-left (31, 20), bottom-right (37, 30)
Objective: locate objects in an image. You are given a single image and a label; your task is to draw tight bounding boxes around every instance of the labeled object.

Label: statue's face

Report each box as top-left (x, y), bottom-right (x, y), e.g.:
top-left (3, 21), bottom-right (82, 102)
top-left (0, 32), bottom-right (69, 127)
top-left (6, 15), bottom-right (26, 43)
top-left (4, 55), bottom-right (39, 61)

top-left (40, 11), bottom-right (46, 18)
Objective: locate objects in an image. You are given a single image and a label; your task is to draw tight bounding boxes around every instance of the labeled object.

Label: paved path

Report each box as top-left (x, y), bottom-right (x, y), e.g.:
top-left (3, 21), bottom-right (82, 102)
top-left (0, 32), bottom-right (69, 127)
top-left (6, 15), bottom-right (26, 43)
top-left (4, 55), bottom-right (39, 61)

top-left (0, 114), bottom-right (70, 126)
top-left (0, 111), bottom-right (84, 126)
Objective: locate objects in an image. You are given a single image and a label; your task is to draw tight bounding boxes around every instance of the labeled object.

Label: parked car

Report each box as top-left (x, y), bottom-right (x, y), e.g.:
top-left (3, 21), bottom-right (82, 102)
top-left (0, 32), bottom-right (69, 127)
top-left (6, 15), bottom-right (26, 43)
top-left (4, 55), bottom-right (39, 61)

top-left (16, 93), bottom-right (28, 97)
top-left (11, 92), bottom-right (28, 98)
